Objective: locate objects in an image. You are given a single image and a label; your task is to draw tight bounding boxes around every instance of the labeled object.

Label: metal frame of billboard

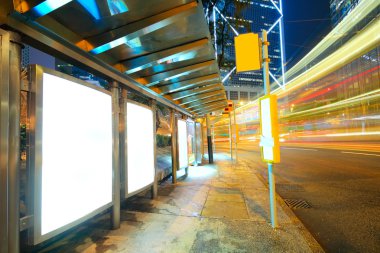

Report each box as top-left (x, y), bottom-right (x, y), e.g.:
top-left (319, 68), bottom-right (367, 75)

top-left (29, 65), bottom-right (113, 245)
top-left (124, 100), bottom-right (156, 198)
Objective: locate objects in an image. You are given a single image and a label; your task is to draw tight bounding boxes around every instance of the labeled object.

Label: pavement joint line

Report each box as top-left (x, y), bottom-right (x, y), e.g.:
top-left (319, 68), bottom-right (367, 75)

top-left (125, 209), bottom-right (268, 222)
top-left (124, 210), bottom-right (201, 219)
top-left (199, 181), bottom-right (212, 217)
top-left (241, 185), bottom-right (255, 221)
top-left (341, 151), bottom-right (380, 157)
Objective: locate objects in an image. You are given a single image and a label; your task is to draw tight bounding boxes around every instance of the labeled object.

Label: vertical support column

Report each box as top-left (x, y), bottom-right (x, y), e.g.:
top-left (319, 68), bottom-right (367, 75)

top-left (184, 116), bottom-right (189, 178)
top-left (206, 114), bottom-right (213, 164)
top-left (111, 82), bottom-right (120, 230)
top-left (262, 30), bottom-right (278, 229)
top-left (262, 30), bottom-right (271, 95)
top-left (268, 163), bottom-right (278, 227)
top-left (170, 110), bottom-right (178, 184)
top-left (8, 30), bottom-right (21, 253)
top-left (119, 89), bottom-right (127, 200)
top-left (0, 29), bottom-right (10, 253)
top-left (233, 102), bottom-right (238, 162)
top-left (151, 100), bottom-right (158, 199)
top-left (200, 119), bottom-right (205, 160)
top-left (229, 112), bottom-right (233, 160)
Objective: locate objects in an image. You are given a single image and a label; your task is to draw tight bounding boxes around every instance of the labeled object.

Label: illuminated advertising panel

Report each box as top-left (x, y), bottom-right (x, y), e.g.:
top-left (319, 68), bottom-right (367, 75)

top-left (31, 65), bottom-right (113, 244)
top-left (259, 95), bottom-right (280, 163)
top-left (126, 102), bottom-right (155, 195)
top-left (195, 122), bottom-right (202, 164)
top-left (187, 121), bottom-right (195, 165)
top-left (178, 119), bottom-right (189, 169)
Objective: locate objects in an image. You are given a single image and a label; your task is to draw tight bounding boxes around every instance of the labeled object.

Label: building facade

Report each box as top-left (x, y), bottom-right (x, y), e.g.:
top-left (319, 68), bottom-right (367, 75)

top-left (21, 45), bottom-right (55, 69)
top-left (330, 0), bottom-right (361, 27)
top-left (209, 0), bottom-right (285, 103)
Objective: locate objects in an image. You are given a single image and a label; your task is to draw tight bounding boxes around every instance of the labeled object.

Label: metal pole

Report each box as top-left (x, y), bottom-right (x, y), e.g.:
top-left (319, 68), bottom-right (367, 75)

top-left (193, 121), bottom-right (198, 166)
top-left (262, 30), bottom-right (278, 228)
top-left (0, 29), bottom-right (10, 253)
top-left (205, 114), bottom-right (213, 163)
top-left (111, 82), bottom-right (120, 230)
top-left (262, 30), bottom-right (271, 95)
top-left (268, 163), bottom-right (278, 228)
top-left (233, 102), bottom-right (238, 162)
top-left (119, 89), bottom-right (127, 200)
top-left (212, 125), bottom-right (215, 153)
top-left (229, 112), bottom-right (233, 160)
top-left (151, 100), bottom-right (158, 199)
top-left (9, 31), bottom-right (21, 253)
top-left (170, 110), bottom-right (178, 183)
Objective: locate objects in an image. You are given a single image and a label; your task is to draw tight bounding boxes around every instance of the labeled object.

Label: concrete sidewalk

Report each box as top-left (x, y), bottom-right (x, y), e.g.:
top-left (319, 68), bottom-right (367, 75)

top-left (39, 153), bottom-right (324, 253)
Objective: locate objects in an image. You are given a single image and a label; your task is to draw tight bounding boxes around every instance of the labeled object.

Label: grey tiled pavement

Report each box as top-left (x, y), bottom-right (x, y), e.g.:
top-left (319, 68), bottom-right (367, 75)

top-left (38, 153), bottom-right (324, 253)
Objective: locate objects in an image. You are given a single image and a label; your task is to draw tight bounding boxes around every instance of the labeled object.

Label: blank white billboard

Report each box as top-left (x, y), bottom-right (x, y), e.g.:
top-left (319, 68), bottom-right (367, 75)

top-left (32, 67), bottom-right (113, 244)
top-left (126, 102), bottom-right (155, 195)
top-left (178, 119), bottom-right (188, 169)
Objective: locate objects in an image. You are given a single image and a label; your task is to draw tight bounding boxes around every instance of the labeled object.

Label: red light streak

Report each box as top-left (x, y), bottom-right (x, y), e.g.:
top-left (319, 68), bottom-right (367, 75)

top-left (291, 65), bottom-right (380, 105)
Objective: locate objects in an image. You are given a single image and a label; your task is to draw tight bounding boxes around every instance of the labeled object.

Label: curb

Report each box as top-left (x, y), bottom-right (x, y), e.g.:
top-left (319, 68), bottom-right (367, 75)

top-left (255, 172), bottom-right (325, 253)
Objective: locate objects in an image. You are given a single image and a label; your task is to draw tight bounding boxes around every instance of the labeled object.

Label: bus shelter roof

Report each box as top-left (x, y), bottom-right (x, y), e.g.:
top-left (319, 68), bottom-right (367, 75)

top-left (0, 0), bottom-right (227, 116)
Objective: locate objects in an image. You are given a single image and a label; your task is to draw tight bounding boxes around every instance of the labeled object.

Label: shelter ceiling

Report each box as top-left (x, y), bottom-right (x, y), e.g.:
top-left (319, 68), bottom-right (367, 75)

top-left (2, 0), bottom-right (227, 116)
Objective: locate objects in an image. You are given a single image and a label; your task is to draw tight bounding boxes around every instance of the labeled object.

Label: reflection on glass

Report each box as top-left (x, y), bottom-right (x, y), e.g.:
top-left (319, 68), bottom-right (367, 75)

top-left (107, 0), bottom-right (129, 15)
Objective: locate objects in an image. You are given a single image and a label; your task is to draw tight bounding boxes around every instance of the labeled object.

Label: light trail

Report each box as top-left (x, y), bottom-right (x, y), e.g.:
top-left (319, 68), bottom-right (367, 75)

top-left (341, 151), bottom-right (380, 157)
top-left (281, 147), bottom-right (318, 151)
top-left (291, 65), bottom-right (380, 105)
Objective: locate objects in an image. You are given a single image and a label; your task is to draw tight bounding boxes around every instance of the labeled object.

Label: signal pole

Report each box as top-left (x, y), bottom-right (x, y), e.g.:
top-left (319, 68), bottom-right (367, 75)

top-left (262, 30), bottom-right (278, 229)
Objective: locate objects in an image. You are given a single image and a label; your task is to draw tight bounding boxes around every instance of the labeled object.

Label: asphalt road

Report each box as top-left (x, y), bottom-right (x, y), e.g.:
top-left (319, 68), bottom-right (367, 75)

top-left (215, 141), bottom-right (380, 253)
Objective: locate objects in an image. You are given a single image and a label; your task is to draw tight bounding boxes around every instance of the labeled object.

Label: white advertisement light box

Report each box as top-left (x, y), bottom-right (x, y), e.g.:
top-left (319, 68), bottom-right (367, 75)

top-left (178, 119), bottom-right (189, 169)
top-left (126, 102), bottom-right (155, 195)
top-left (261, 97), bottom-right (273, 161)
top-left (31, 65), bottom-right (113, 244)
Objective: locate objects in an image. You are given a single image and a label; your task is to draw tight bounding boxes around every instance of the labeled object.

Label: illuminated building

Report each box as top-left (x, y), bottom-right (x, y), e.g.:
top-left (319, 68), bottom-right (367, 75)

top-left (55, 59), bottom-right (107, 87)
top-left (21, 45), bottom-right (55, 69)
top-left (216, 0), bottom-right (380, 142)
top-left (209, 0), bottom-right (285, 103)
top-left (330, 0), bottom-right (360, 27)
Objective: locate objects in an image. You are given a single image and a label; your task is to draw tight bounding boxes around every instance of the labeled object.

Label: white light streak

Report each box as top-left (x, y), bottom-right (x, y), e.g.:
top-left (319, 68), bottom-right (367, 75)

top-left (270, 0), bottom-right (282, 15)
top-left (341, 151), bottom-right (380, 157)
top-left (268, 16), bottom-right (282, 34)
top-left (214, 7), bottom-right (239, 36)
top-left (222, 66), bottom-right (236, 83)
top-left (282, 147), bottom-right (318, 151)
top-left (213, 7), bottom-right (217, 61)
top-left (269, 71), bottom-right (284, 90)
top-left (326, 131), bottom-right (380, 137)
top-left (278, 0), bottom-right (286, 87)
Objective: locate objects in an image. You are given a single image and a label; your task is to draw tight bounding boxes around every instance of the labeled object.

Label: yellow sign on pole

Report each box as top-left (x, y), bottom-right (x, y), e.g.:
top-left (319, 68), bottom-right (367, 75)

top-left (234, 33), bottom-right (262, 73)
top-left (259, 94), bottom-right (280, 163)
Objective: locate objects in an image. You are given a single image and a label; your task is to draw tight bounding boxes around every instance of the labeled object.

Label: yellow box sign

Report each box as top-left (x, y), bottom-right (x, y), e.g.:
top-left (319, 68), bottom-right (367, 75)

top-left (259, 94), bottom-right (280, 163)
top-left (234, 33), bottom-right (262, 73)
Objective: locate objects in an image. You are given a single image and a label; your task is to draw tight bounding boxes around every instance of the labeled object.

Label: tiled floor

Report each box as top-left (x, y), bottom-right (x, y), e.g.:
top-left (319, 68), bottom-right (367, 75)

top-left (35, 153), bottom-right (324, 253)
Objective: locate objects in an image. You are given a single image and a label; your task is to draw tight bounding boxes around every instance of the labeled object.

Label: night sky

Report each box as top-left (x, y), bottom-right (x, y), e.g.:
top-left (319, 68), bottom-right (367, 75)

top-left (282, 0), bottom-right (331, 69)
